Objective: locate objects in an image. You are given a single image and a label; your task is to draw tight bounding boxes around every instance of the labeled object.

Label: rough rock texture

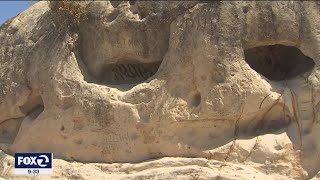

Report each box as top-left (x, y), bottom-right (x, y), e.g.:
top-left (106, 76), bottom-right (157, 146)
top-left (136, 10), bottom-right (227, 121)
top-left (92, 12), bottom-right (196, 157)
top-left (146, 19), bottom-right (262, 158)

top-left (0, 1), bottom-right (320, 179)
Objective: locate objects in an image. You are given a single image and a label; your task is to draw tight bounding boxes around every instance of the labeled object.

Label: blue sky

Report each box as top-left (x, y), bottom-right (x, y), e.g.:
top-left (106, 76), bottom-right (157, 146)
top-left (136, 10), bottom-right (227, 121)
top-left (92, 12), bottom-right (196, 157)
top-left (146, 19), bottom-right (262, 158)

top-left (0, 1), bottom-right (30, 25)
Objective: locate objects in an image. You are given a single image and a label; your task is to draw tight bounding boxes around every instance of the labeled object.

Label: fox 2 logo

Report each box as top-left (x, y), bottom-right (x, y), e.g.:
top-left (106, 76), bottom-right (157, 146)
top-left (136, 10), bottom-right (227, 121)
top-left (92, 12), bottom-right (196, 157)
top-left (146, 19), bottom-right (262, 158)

top-left (15, 153), bottom-right (52, 169)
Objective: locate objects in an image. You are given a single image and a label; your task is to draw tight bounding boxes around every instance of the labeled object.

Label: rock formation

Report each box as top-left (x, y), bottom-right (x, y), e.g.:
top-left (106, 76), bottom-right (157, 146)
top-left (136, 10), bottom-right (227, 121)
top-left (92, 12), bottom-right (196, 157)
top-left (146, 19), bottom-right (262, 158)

top-left (0, 1), bottom-right (319, 179)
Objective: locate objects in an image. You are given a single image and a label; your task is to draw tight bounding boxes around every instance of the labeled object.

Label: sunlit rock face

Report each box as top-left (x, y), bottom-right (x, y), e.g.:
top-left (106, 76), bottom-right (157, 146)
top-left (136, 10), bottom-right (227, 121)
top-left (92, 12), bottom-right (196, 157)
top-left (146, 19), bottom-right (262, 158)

top-left (0, 1), bottom-right (319, 179)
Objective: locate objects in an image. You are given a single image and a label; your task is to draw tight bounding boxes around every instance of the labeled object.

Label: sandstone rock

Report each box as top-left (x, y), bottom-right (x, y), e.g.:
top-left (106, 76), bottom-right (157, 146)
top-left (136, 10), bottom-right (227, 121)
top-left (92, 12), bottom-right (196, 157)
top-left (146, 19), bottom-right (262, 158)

top-left (0, 1), bottom-right (319, 179)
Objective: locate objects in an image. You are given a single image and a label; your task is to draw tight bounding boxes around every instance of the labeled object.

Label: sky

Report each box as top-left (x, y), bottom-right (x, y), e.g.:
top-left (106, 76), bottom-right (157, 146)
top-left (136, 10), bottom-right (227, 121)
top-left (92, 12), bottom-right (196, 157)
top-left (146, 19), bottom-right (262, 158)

top-left (0, 1), bottom-right (31, 25)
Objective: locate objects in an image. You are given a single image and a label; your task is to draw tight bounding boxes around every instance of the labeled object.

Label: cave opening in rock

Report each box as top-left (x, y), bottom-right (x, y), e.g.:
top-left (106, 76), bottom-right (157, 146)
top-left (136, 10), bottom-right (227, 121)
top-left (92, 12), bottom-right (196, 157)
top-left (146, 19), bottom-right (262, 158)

top-left (0, 93), bottom-right (44, 149)
top-left (110, 0), bottom-right (121, 8)
top-left (244, 44), bottom-right (315, 81)
top-left (100, 61), bottom-right (162, 85)
top-left (191, 92), bottom-right (202, 107)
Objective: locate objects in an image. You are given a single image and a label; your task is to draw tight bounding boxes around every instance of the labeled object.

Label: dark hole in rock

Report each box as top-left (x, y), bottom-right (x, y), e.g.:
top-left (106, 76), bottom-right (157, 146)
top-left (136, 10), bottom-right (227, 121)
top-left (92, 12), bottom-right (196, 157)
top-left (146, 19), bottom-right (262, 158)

top-left (130, 6), bottom-right (139, 15)
top-left (100, 61), bottom-right (161, 85)
top-left (0, 93), bottom-right (44, 147)
top-left (191, 93), bottom-right (201, 107)
top-left (242, 6), bottom-right (249, 14)
top-left (25, 105), bottom-right (44, 120)
top-left (19, 93), bottom-right (44, 120)
top-left (129, 1), bottom-right (136, 5)
top-left (0, 118), bottom-right (23, 144)
top-left (137, 9), bottom-right (149, 20)
top-left (244, 44), bottom-right (315, 81)
top-left (129, 5), bottom-right (152, 20)
top-left (110, 0), bottom-right (121, 8)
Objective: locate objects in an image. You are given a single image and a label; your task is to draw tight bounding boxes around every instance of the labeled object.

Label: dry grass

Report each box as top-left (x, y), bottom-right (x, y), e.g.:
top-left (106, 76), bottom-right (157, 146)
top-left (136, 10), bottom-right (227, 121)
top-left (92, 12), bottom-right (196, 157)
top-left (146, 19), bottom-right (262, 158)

top-left (49, 1), bottom-right (88, 26)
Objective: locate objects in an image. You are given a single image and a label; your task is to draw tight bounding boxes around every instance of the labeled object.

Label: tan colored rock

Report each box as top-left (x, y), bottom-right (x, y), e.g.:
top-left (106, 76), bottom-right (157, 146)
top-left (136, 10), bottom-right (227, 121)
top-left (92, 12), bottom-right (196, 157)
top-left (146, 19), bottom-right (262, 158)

top-left (0, 1), bottom-right (319, 179)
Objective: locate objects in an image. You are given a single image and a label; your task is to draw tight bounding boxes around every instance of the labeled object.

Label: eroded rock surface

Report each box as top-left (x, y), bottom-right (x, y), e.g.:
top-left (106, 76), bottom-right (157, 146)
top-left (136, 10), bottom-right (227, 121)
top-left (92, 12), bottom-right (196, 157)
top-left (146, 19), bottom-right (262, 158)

top-left (0, 1), bottom-right (319, 179)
